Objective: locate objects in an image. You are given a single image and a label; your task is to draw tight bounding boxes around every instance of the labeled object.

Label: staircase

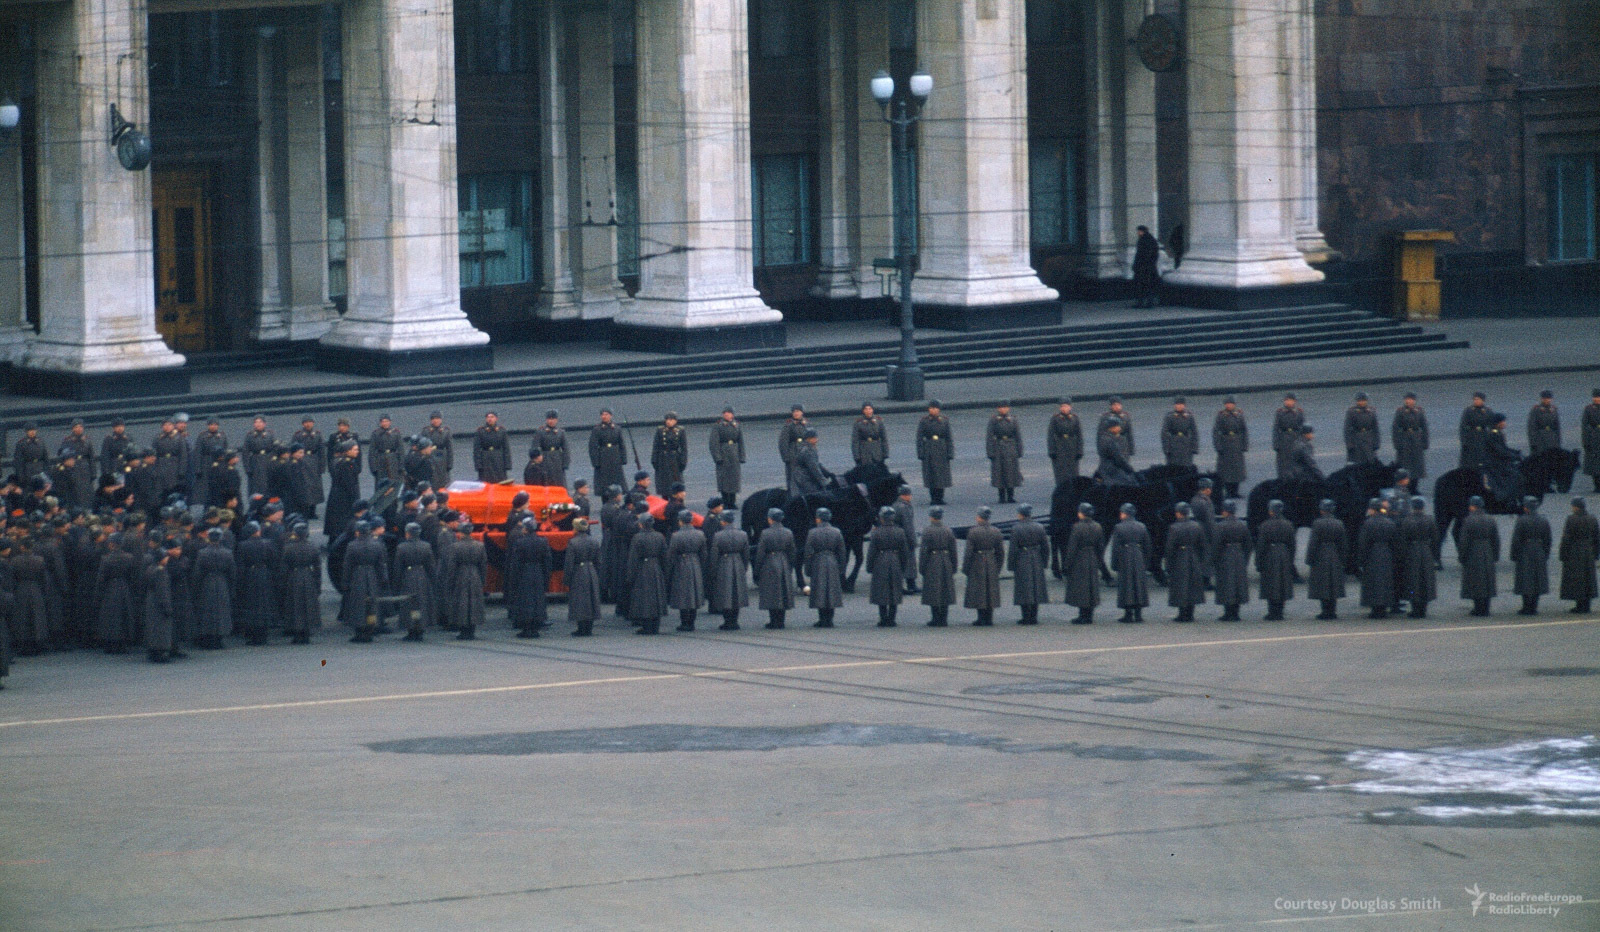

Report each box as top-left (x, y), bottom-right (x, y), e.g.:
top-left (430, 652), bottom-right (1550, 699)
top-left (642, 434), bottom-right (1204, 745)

top-left (1, 304), bottom-right (1466, 430)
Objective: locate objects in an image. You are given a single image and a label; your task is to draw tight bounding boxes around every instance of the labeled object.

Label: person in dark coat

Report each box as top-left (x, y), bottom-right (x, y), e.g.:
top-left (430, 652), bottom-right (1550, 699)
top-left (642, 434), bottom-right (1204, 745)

top-left (127, 451), bottom-right (163, 518)
top-left (1510, 496), bottom-right (1552, 616)
top-left (506, 519), bottom-right (552, 638)
top-left (709, 408), bottom-right (745, 510)
top-left (626, 513), bottom-right (669, 634)
top-left (1048, 398), bottom-right (1084, 488)
top-left (94, 534), bottom-right (140, 653)
top-left (1062, 504), bottom-right (1107, 623)
top-left (287, 446), bottom-right (320, 520)
top-left (755, 508), bottom-right (797, 629)
top-left (1559, 498), bottom-right (1598, 612)
top-left (666, 511), bottom-right (706, 631)
top-left (1256, 499), bottom-right (1297, 621)
top-left (1583, 391), bottom-right (1600, 492)
top-left (152, 420), bottom-right (188, 497)
top-left (324, 442), bottom-right (362, 539)
top-left (1306, 499), bottom-right (1347, 620)
top-left (59, 421), bottom-right (95, 504)
top-left (101, 419), bottom-right (135, 472)
top-left (1161, 398), bottom-right (1199, 469)
top-left (1110, 504), bottom-right (1152, 622)
top-left (241, 417), bottom-right (275, 499)
top-left (191, 528), bottom-right (235, 648)
top-left (535, 411), bottom-right (570, 489)
top-left (282, 523), bottom-right (322, 643)
top-left (449, 522), bottom-right (487, 639)
top-left (142, 541), bottom-right (178, 663)
top-left (1165, 503), bottom-right (1206, 622)
top-left (1131, 225), bottom-right (1161, 307)
top-left (790, 431), bottom-right (831, 497)
top-left (10, 539), bottom-right (51, 655)
top-left (588, 409), bottom-right (627, 496)
top-left (1097, 418), bottom-right (1137, 484)
top-left (892, 486), bottom-right (919, 594)
top-left (1272, 394), bottom-right (1305, 478)
top-left (1459, 392), bottom-right (1496, 470)
top-left (852, 403), bottom-right (888, 468)
top-left (341, 521), bottom-right (389, 642)
top-left (368, 416), bottom-right (403, 490)
top-left (291, 417), bottom-right (326, 496)
top-left (522, 449), bottom-right (556, 487)
top-left (1009, 504), bottom-right (1050, 624)
top-left (13, 423), bottom-right (49, 483)
top-left (0, 539), bottom-right (12, 683)
top-left (917, 401), bottom-right (954, 505)
top-left (801, 508), bottom-right (845, 628)
top-left (961, 506), bottom-right (1003, 625)
top-left (565, 518), bottom-right (603, 636)
top-left (405, 438), bottom-right (438, 491)
top-left (49, 450), bottom-right (88, 510)
top-left (1344, 393), bottom-right (1381, 464)
top-left (598, 487), bottom-right (627, 605)
top-left (1459, 495), bottom-right (1500, 616)
top-left (1213, 500), bottom-right (1252, 621)
top-left (1098, 397), bottom-right (1134, 456)
top-left (206, 451), bottom-right (242, 511)
top-left (867, 506), bottom-right (908, 626)
top-left (392, 522), bottom-right (436, 640)
top-left (651, 413), bottom-right (688, 491)
top-left (987, 402), bottom-right (1024, 504)
top-left (1190, 479), bottom-right (1218, 588)
top-left (915, 506), bottom-right (957, 627)
top-left (421, 412), bottom-right (454, 486)
top-left (1399, 496), bottom-right (1437, 618)
top-left (1356, 498), bottom-right (1399, 619)
top-left (473, 413), bottom-right (511, 483)
top-left (610, 500), bottom-right (645, 618)
top-left (710, 514), bottom-right (750, 630)
top-left (1528, 391), bottom-right (1562, 456)
top-left (235, 522), bottom-right (280, 645)
top-left (778, 406), bottom-right (809, 489)
top-left (192, 419), bottom-right (228, 505)
top-left (1391, 393), bottom-right (1430, 480)
top-left (1281, 424), bottom-right (1324, 482)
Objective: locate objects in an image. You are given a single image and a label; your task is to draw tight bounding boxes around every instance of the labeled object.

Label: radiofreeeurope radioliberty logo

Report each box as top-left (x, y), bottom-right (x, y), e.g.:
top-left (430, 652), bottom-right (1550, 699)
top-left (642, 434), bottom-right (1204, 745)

top-left (1464, 885), bottom-right (1582, 919)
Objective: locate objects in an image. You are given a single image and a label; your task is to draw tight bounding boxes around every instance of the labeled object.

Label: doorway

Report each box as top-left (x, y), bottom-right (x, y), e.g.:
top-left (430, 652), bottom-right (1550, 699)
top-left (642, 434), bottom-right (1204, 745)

top-left (152, 168), bottom-right (212, 352)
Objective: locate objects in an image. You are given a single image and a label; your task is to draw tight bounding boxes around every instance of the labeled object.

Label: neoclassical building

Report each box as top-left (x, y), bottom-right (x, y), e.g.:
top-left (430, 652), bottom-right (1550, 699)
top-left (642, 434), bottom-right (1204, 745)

top-left (0, 0), bottom-right (1592, 398)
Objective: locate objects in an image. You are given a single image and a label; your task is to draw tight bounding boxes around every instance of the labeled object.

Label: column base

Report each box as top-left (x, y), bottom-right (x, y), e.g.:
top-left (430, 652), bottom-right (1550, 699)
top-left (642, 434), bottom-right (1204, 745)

top-left (609, 320), bottom-right (787, 355)
top-left (9, 365), bottom-right (190, 401)
top-left (886, 299), bottom-right (1063, 331)
top-left (1159, 280), bottom-right (1341, 311)
top-left (313, 343), bottom-right (495, 377)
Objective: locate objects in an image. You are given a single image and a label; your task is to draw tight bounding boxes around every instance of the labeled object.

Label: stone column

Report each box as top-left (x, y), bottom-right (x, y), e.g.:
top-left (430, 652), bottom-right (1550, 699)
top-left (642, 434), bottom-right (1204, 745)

top-left (14, 0), bottom-right (187, 399)
top-left (283, 16), bottom-right (338, 340)
top-left (1163, 0), bottom-right (1323, 301)
top-left (252, 29), bottom-right (292, 342)
top-left (851, 0), bottom-right (893, 299)
top-left (810, 0), bottom-right (862, 305)
top-left (318, 0), bottom-right (491, 376)
top-left (1082, 0), bottom-right (1159, 286)
top-left (536, 1), bottom-right (580, 320)
top-left (614, 0), bottom-right (784, 353)
top-left (911, 0), bottom-right (1058, 330)
top-left (0, 50), bottom-right (29, 364)
top-left (569, 0), bottom-right (627, 322)
top-left (1287, 0), bottom-right (1332, 262)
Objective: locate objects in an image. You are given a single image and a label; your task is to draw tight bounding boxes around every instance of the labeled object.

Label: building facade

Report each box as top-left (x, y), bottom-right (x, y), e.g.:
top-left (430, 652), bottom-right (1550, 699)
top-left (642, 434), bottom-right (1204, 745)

top-left (0, 0), bottom-right (1593, 399)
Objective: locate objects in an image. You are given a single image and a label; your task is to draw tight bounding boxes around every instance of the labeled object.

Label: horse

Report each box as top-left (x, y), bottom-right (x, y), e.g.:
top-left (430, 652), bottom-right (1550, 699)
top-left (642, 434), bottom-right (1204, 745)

top-left (1247, 462), bottom-right (1397, 572)
top-left (741, 463), bottom-right (905, 592)
top-left (1433, 447), bottom-right (1580, 557)
top-left (1048, 464), bottom-right (1204, 583)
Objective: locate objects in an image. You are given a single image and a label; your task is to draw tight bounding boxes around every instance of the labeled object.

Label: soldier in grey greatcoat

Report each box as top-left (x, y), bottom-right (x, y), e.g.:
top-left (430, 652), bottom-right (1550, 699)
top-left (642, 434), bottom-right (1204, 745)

top-left (1391, 394), bottom-right (1430, 479)
top-left (1272, 394), bottom-right (1305, 477)
top-left (1097, 418), bottom-right (1137, 484)
top-left (58, 421), bottom-right (95, 505)
top-left (282, 523), bottom-right (322, 643)
top-left (755, 509), bottom-right (797, 629)
top-left (588, 409), bottom-right (628, 496)
top-left (1110, 504), bottom-right (1152, 622)
top-left (709, 408), bottom-right (746, 510)
top-left (342, 521), bottom-right (390, 642)
top-left (1164, 504), bottom-right (1205, 621)
top-left (1583, 391), bottom-right (1600, 492)
top-left (473, 413), bottom-right (511, 483)
top-left (94, 534), bottom-right (140, 653)
top-left (431, 514), bottom-right (459, 630)
top-left (651, 413), bottom-right (688, 491)
top-left (1356, 499), bottom-right (1399, 618)
top-left (1559, 498), bottom-right (1597, 612)
top-left (235, 522), bottom-right (279, 645)
top-left (141, 541), bottom-right (177, 663)
top-left (1211, 397), bottom-right (1247, 500)
top-left (449, 523), bottom-right (488, 639)
top-left (624, 512), bottom-right (669, 634)
top-left (852, 403), bottom-right (888, 467)
top-left (1062, 504), bottom-right (1107, 623)
top-left (1510, 496), bottom-right (1552, 616)
top-left (1306, 499), bottom-right (1347, 620)
top-left (1256, 499), bottom-right (1297, 621)
top-left (565, 519), bottom-right (603, 636)
top-left (1459, 392), bottom-right (1496, 469)
top-left (1161, 398), bottom-right (1199, 469)
top-left (986, 402), bottom-right (1024, 504)
top-left (1098, 398), bottom-right (1134, 456)
top-left (191, 528), bottom-right (235, 648)
top-left (1008, 504), bottom-right (1050, 624)
top-left (962, 506), bottom-right (1004, 626)
top-left (1399, 496), bottom-right (1437, 618)
top-left (506, 519), bottom-right (551, 638)
top-left (1527, 391), bottom-right (1562, 456)
top-left (421, 411), bottom-right (454, 486)
top-left (370, 416), bottom-right (405, 490)
top-left (1190, 479), bottom-right (1217, 587)
top-left (392, 523), bottom-right (436, 640)
top-left (665, 511), bottom-right (706, 632)
top-left (778, 406), bottom-right (809, 488)
top-left (1213, 500), bottom-right (1252, 621)
top-left (1048, 399), bottom-right (1084, 488)
top-left (917, 506), bottom-right (958, 626)
top-left (1340, 394), bottom-right (1379, 464)
top-left (535, 411), bottom-right (570, 489)
top-left (1281, 425), bottom-right (1324, 482)
top-left (805, 508), bottom-right (847, 628)
top-left (917, 401), bottom-right (954, 505)
top-left (790, 431), bottom-right (831, 497)
top-left (598, 487), bottom-right (627, 605)
top-left (867, 506), bottom-right (908, 626)
top-left (1459, 495), bottom-right (1500, 616)
top-left (892, 486), bottom-right (918, 593)
top-left (13, 423), bottom-right (49, 485)
top-left (710, 514), bottom-right (750, 629)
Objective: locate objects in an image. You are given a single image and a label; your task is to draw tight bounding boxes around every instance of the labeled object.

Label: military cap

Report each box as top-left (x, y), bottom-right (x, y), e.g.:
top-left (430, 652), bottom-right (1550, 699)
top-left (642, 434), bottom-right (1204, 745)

top-left (1319, 498), bottom-right (1336, 512)
top-left (975, 505), bottom-right (991, 520)
top-left (428, 410), bottom-right (443, 420)
top-left (206, 527), bottom-right (223, 542)
top-left (1198, 477), bottom-right (1213, 489)
top-left (243, 521), bottom-right (261, 536)
top-left (669, 482), bottom-right (686, 494)
top-left (899, 485), bottom-right (913, 496)
top-left (1411, 496), bottom-right (1427, 510)
top-left (1219, 500), bottom-right (1237, 515)
top-left (606, 485), bottom-right (624, 499)
top-left (22, 421), bottom-right (35, 431)
top-left (664, 411), bottom-right (679, 421)
top-left (634, 470), bottom-right (650, 482)
top-left (999, 399), bottom-right (1012, 408)
top-left (925, 506), bottom-right (942, 520)
top-left (573, 479), bottom-right (589, 491)
top-left (1174, 502), bottom-right (1191, 517)
top-left (705, 497), bottom-right (723, 511)
top-left (1469, 495), bottom-right (1485, 508)
top-left (511, 491), bottom-right (530, 507)
top-left (435, 491), bottom-right (450, 505)
top-left (725, 406), bottom-right (736, 415)
top-left (1473, 391), bottom-right (1487, 400)
top-left (1354, 392), bottom-right (1368, 401)
top-left (1395, 468), bottom-right (1410, 480)
top-left (1173, 396), bottom-right (1186, 405)
top-left (721, 512), bottom-right (737, 525)
top-left (1078, 503), bottom-right (1095, 518)
top-left (28, 475), bottom-right (49, 492)
top-left (545, 409), bottom-right (559, 419)
top-left (56, 445), bottom-right (77, 459)
top-left (377, 414), bottom-right (392, 423)
top-left (927, 398), bottom-right (942, 409)
top-left (1223, 395), bottom-right (1236, 405)
top-left (110, 417), bottom-right (125, 427)
top-left (677, 510), bottom-right (693, 525)
top-left (1017, 503), bottom-right (1033, 517)
top-left (803, 428), bottom-right (818, 440)
top-left (352, 498), bottom-right (370, 512)
top-left (1592, 389), bottom-right (1600, 398)
top-left (337, 416), bottom-right (351, 426)
top-left (1120, 503), bottom-right (1137, 517)
top-left (1364, 497), bottom-right (1382, 510)
top-left (1493, 411), bottom-right (1509, 424)
top-left (288, 443), bottom-right (304, 454)
top-left (1539, 389), bottom-right (1554, 400)
top-left (1268, 499), bottom-right (1285, 515)
top-left (1283, 392), bottom-right (1296, 401)
top-left (636, 512), bottom-right (654, 528)
top-left (416, 436), bottom-right (435, 449)
top-left (1523, 495), bottom-right (1540, 509)
top-left (147, 528), bottom-right (167, 545)
top-left (1573, 498), bottom-right (1588, 511)
top-left (600, 407), bottom-right (614, 416)
top-left (419, 494), bottom-right (436, 507)
top-left (791, 404), bottom-right (805, 413)
top-left (768, 508), bottom-right (785, 522)
top-left (1104, 416), bottom-right (1123, 429)
top-left (290, 523), bottom-right (309, 539)
top-left (458, 520), bottom-right (474, 533)
top-left (401, 491), bottom-right (420, 505)
top-left (68, 417), bottom-right (84, 428)
top-left (1404, 392), bottom-right (1417, 401)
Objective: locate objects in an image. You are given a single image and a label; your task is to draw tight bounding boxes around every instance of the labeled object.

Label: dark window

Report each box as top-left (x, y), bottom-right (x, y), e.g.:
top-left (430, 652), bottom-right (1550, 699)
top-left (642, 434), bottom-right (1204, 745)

top-left (1026, 0), bottom-right (1082, 47)
top-left (752, 154), bottom-right (815, 268)
top-left (148, 12), bottom-right (240, 90)
top-left (753, 0), bottom-right (812, 59)
top-left (459, 173), bottom-right (536, 287)
top-left (1548, 153), bottom-right (1598, 261)
top-left (455, 0), bottom-right (532, 75)
top-left (1030, 137), bottom-right (1082, 248)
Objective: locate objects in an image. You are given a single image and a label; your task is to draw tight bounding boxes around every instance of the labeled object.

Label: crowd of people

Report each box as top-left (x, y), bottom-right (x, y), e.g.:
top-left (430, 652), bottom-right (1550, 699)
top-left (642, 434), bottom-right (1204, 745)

top-left (0, 388), bottom-right (1597, 686)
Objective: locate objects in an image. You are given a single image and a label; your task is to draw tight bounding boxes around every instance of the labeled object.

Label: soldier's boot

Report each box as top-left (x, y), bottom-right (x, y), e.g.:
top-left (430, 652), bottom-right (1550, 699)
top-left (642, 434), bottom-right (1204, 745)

top-left (572, 620), bottom-right (593, 637)
top-left (147, 648), bottom-right (169, 664)
top-left (927, 607), bottom-right (947, 628)
top-left (455, 624), bottom-right (476, 640)
top-left (720, 611), bottom-right (740, 631)
top-left (677, 610), bottom-right (697, 632)
top-left (1369, 606), bottom-right (1388, 619)
top-left (1265, 601), bottom-right (1285, 621)
top-left (1316, 600), bottom-right (1337, 621)
top-left (635, 618), bottom-right (660, 635)
top-left (877, 606), bottom-right (895, 628)
top-left (930, 489), bottom-right (945, 506)
top-left (1576, 600), bottom-right (1592, 614)
top-left (904, 574), bottom-right (919, 595)
top-left (104, 640), bottom-right (128, 655)
top-left (1174, 606), bottom-right (1194, 623)
top-left (1471, 599), bottom-right (1491, 617)
top-left (973, 609), bottom-right (994, 627)
top-left (1219, 605), bottom-right (1241, 622)
top-left (814, 609), bottom-right (835, 628)
top-left (885, 605), bottom-right (898, 626)
top-left (1019, 605), bottom-right (1039, 625)
top-left (1073, 607), bottom-right (1094, 624)
top-left (1409, 601), bottom-right (1427, 619)
top-left (169, 646), bottom-right (189, 659)
top-left (351, 613), bottom-right (378, 643)
top-left (1519, 595), bottom-right (1538, 616)
top-left (1132, 608), bottom-right (1144, 623)
top-left (723, 494), bottom-right (737, 510)
top-left (403, 610), bottom-right (425, 641)
top-left (1118, 610), bottom-right (1136, 623)
top-left (765, 610), bottom-right (786, 630)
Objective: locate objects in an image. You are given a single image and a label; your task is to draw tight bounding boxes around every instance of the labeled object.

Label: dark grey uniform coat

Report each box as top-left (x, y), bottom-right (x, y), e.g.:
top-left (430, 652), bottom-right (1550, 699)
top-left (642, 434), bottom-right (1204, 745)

top-left (1583, 402), bottom-right (1600, 481)
top-left (1097, 433), bottom-right (1136, 485)
top-left (13, 435), bottom-right (49, 483)
top-left (1161, 411), bottom-right (1199, 469)
top-left (1164, 519), bottom-right (1206, 607)
top-left (535, 426), bottom-right (570, 488)
top-left (710, 527), bottom-right (750, 613)
top-left (916, 522), bottom-right (958, 608)
top-left (1391, 406), bottom-right (1430, 478)
top-left (1255, 516), bottom-right (1297, 604)
top-left (152, 431), bottom-right (188, 495)
top-left (1356, 513), bottom-right (1398, 609)
top-left (588, 423), bottom-right (627, 494)
top-left (778, 418), bottom-right (808, 486)
top-left (505, 531), bottom-right (551, 630)
top-left (235, 536), bottom-right (280, 636)
top-left (1213, 517), bottom-right (1253, 606)
top-left (1190, 494), bottom-right (1217, 575)
top-left (1008, 518), bottom-right (1051, 606)
top-left (192, 543), bottom-right (235, 639)
top-left (1510, 513), bottom-right (1552, 597)
top-left (421, 424), bottom-right (454, 485)
top-left (1048, 412), bottom-right (1084, 486)
top-left (565, 532), bottom-right (603, 624)
top-left (868, 524), bottom-right (908, 607)
top-left (282, 538), bottom-right (323, 633)
top-left (666, 527), bottom-right (707, 612)
top-left (961, 523), bottom-right (1003, 610)
top-left (599, 502), bottom-right (627, 603)
top-left (1399, 512), bottom-right (1437, 605)
top-left (473, 426), bottom-right (511, 482)
top-left (709, 420), bottom-right (745, 496)
top-left (340, 537), bottom-right (389, 627)
top-left (1458, 511), bottom-right (1500, 600)
top-left (892, 499), bottom-right (917, 587)
top-left (1098, 410), bottom-right (1134, 456)
top-left (1306, 516), bottom-right (1347, 602)
top-left (1527, 404), bottom-right (1561, 456)
top-left (986, 414), bottom-right (1024, 489)
top-left (1559, 511), bottom-right (1599, 601)
top-left (917, 415), bottom-right (954, 491)
top-left (242, 428), bottom-right (276, 498)
top-left (11, 552), bottom-right (50, 646)
top-left (1272, 405), bottom-right (1304, 475)
top-left (804, 523), bottom-right (847, 610)
top-left (625, 528), bottom-right (668, 621)
top-left (755, 525), bottom-right (797, 610)
top-left (852, 415), bottom-right (888, 466)
top-left (432, 525), bottom-right (457, 626)
top-left (1062, 519), bottom-right (1106, 609)
top-left (142, 561), bottom-right (174, 652)
top-left (1459, 405), bottom-right (1497, 469)
top-left (370, 427), bottom-right (404, 487)
top-left (651, 425), bottom-right (688, 489)
top-left (94, 549), bottom-right (140, 645)
top-left (790, 445), bottom-right (830, 496)
top-left (1344, 405), bottom-right (1381, 464)
top-left (1110, 519), bottom-right (1152, 608)
top-left (1281, 439), bottom-right (1323, 482)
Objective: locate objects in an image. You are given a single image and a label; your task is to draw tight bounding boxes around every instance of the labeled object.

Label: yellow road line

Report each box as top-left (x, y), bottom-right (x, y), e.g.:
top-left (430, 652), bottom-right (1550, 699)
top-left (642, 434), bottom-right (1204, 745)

top-left (1, 617), bottom-right (1594, 730)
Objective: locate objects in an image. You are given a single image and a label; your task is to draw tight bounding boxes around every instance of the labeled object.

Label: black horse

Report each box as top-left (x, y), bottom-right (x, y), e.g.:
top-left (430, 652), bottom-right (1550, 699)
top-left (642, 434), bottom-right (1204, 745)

top-left (741, 463), bottom-right (905, 592)
top-left (1048, 464), bottom-right (1204, 582)
top-left (1433, 447), bottom-right (1580, 555)
top-left (1247, 462), bottom-right (1397, 571)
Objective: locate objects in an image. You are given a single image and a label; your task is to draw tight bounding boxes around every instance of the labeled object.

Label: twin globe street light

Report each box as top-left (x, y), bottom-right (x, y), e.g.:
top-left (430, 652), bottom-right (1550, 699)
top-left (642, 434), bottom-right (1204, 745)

top-left (870, 68), bottom-right (932, 401)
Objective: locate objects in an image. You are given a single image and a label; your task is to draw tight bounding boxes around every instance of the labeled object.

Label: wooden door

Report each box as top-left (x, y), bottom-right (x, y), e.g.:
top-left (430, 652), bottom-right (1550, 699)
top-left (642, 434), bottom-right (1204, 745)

top-left (152, 170), bottom-right (211, 352)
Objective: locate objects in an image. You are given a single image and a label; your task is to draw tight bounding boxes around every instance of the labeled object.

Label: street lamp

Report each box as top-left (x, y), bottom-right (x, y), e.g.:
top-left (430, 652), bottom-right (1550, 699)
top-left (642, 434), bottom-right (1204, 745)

top-left (0, 99), bottom-right (19, 134)
top-left (871, 68), bottom-right (932, 401)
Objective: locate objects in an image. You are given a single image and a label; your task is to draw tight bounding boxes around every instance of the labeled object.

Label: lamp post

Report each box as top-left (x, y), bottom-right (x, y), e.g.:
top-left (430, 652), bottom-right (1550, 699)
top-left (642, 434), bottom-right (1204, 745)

top-left (871, 68), bottom-right (932, 401)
